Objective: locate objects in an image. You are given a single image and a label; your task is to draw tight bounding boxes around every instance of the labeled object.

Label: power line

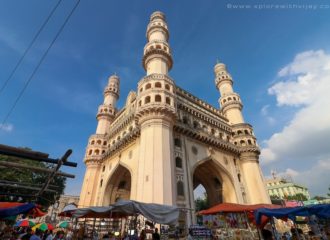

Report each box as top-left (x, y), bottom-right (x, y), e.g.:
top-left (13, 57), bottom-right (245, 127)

top-left (0, 0), bottom-right (63, 95)
top-left (1, 0), bottom-right (81, 125)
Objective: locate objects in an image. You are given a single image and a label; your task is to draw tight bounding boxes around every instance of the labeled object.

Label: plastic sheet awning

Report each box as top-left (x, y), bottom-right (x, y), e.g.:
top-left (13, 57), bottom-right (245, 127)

top-left (198, 202), bottom-right (281, 215)
top-left (255, 204), bottom-right (330, 225)
top-left (58, 203), bottom-right (77, 217)
top-left (0, 202), bottom-right (46, 218)
top-left (0, 202), bottom-right (26, 208)
top-left (0, 203), bottom-right (35, 218)
top-left (308, 204), bottom-right (330, 219)
top-left (70, 200), bottom-right (180, 225)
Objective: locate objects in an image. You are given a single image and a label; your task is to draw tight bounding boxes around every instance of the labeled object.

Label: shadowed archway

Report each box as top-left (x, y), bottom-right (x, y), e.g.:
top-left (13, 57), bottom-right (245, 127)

top-left (193, 159), bottom-right (237, 208)
top-left (103, 164), bottom-right (131, 206)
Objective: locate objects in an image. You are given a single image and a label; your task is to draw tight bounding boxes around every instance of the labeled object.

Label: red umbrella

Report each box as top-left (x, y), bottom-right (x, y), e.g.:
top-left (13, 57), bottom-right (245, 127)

top-left (14, 220), bottom-right (35, 227)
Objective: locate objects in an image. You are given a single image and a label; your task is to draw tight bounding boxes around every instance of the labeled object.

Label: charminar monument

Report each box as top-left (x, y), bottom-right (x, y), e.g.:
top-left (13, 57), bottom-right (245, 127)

top-left (79, 11), bottom-right (270, 224)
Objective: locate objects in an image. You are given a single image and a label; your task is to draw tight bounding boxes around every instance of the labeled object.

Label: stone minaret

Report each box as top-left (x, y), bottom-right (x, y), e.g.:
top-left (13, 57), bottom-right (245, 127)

top-left (214, 62), bottom-right (243, 124)
top-left (79, 75), bottom-right (120, 206)
top-left (142, 11), bottom-right (173, 75)
top-left (215, 62), bottom-right (270, 204)
top-left (96, 75), bottom-right (119, 134)
top-left (135, 11), bottom-right (176, 205)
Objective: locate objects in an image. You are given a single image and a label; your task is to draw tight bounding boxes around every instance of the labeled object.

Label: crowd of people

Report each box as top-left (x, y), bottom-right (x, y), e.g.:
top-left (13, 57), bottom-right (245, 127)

top-left (99, 228), bottom-right (160, 240)
top-left (0, 226), bottom-right (162, 240)
top-left (2, 224), bottom-right (330, 239)
top-left (261, 227), bottom-right (330, 240)
top-left (0, 226), bottom-right (71, 240)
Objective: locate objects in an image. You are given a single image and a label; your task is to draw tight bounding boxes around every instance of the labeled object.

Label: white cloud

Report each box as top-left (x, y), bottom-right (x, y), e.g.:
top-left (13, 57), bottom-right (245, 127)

top-left (261, 105), bottom-right (269, 116)
top-left (260, 105), bottom-right (276, 125)
top-left (260, 50), bottom-right (330, 195)
top-left (260, 148), bottom-right (276, 163)
top-left (0, 123), bottom-right (14, 132)
top-left (269, 50), bottom-right (330, 107)
top-left (285, 168), bottom-right (299, 177)
top-left (278, 50), bottom-right (330, 77)
top-left (287, 160), bottom-right (330, 196)
top-left (265, 161), bottom-right (329, 196)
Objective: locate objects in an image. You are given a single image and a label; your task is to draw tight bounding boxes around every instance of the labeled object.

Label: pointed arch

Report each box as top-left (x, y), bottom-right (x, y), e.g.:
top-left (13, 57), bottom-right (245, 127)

top-left (192, 157), bottom-right (237, 206)
top-left (102, 164), bottom-right (132, 206)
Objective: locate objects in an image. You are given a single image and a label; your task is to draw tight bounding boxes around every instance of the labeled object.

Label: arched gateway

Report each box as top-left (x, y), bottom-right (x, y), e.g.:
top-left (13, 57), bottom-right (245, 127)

top-left (193, 158), bottom-right (237, 207)
top-left (79, 11), bottom-right (270, 226)
top-left (103, 165), bottom-right (131, 206)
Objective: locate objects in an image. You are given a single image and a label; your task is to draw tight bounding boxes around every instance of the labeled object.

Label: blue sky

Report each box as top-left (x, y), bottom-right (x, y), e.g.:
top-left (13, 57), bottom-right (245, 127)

top-left (0, 0), bottom-right (330, 197)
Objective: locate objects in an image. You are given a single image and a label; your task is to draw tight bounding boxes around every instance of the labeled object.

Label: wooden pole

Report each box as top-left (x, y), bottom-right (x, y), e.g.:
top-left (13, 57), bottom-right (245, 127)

top-left (0, 182), bottom-right (57, 192)
top-left (257, 228), bottom-right (263, 240)
top-left (0, 191), bottom-right (36, 199)
top-left (92, 218), bottom-right (96, 236)
top-left (0, 180), bottom-right (61, 189)
top-left (84, 218), bottom-right (86, 238)
top-left (98, 218), bottom-right (102, 235)
top-left (270, 217), bottom-right (279, 240)
top-left (109, 210), bottom-right (113, 233)
top-left (244, 211), bottom-right (257, 239)
top-left (0, 161), bottom-right (75, 178)
top-left (107, 217), bottom-right (111, 236)
top-left (0, 144), bottom-right (77, 167)
top-left (37, 149), bottom-right (72, 196)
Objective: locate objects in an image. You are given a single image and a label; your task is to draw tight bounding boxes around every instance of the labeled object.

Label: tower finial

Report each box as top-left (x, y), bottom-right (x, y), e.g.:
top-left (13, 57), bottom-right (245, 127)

top-left (216, 58), bottom-right (220, 64)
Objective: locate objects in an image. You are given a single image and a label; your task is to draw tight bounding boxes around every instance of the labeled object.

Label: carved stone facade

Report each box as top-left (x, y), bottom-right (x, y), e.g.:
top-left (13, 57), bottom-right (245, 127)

top-left (79, 11), bottom-right (270, 225)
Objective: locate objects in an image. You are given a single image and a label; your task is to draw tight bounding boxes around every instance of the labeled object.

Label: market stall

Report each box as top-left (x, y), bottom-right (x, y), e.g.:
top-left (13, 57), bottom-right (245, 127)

top-left (255, 204), bottom-right (330, 225)
top-left (59, 200), bottom-right (180, 239)
top-left (255, 204), bottom-right (330, 239)
top-left (71, 200), bottom-right (179, 225)
top-left (198, 203), bottom-right (280, 239)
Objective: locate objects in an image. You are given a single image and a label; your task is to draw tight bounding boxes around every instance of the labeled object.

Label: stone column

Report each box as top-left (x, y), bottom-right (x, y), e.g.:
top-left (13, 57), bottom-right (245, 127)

top-left (136, 117), bottom-right (175, 205)
top-left (239, 152), bottom-right (270, 203)
top-left (78, 160), bottom-right (101, 207)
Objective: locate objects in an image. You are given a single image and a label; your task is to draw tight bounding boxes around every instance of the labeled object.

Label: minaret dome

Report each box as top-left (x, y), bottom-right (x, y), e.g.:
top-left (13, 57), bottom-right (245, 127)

top-left (108, 74), bottom-right (120, 84)
top-left (150, 11), bottom-right (166, 21)
top-left (214, 62), bottom-right (226, 72)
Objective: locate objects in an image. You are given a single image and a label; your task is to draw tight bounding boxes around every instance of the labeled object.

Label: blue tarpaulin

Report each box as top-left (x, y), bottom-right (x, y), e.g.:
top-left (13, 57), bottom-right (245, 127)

top-left (0, 203), bottom-right (36, 218)
top-left (308, 204), bottom-right (330, 219)
top-left (255, 204), bottom-right (330, 225)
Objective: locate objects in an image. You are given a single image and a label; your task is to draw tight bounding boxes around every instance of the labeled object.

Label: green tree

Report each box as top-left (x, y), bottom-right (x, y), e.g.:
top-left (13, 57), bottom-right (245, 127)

top-left (285, 193), bottom-right (307, 201)
top-left (327, 186), bottom-right (330, 197)
top-left (195, 193), bottom-right (209, 212)
top-left (0, 153), bottom-right (66, 209)
top-left (313, 195), bottom-right (326, 201)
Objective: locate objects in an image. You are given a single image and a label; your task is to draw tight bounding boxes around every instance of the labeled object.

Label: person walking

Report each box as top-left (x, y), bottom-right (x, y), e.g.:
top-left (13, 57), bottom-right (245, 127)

top-left (139, 229), bottom-right (146, 240)
top-left (21, 228), bottom-right (33, 240)
top-left (30, 229), bottom-right (42, 240)
top-left (43, 230), bottom-right (53, 240)
top-left (152, 228), bottom-right (160, 240)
